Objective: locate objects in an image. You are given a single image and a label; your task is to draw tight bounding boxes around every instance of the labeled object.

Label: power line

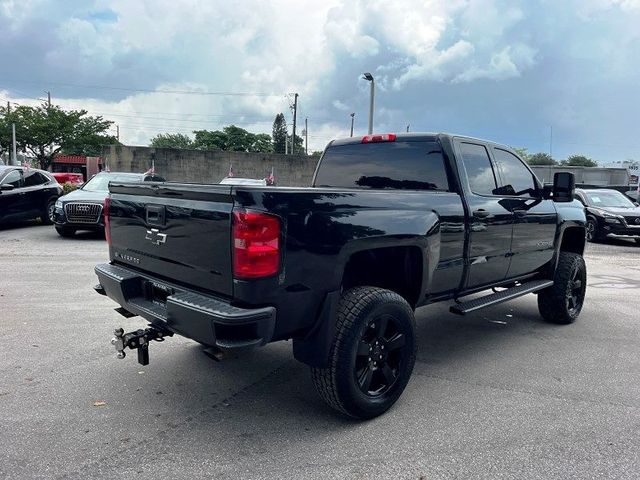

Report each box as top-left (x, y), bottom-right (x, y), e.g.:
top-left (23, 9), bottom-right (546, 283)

top-left (0, 79), bottom-right (287, 97)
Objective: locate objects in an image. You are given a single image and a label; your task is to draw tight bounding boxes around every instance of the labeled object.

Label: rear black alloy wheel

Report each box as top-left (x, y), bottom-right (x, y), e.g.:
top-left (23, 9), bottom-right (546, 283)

top-left (311, 287), bottom-right (416, 419)
top-left (355, 314), bottom-right (406, 396)
top-left (538, 252), bottom-right (587, 324)
top-left (585, 217), bottom-right (598, 242)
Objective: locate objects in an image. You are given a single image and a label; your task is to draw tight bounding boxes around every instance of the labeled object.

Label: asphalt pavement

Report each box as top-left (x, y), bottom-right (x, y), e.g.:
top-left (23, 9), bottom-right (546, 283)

top-left (0, 223), bottom-right (638, 479)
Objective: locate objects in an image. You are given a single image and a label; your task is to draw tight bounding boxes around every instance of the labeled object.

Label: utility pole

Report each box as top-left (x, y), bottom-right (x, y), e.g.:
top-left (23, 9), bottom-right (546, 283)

top-left (549, 125), bottom-right (553, 158)
top-left (406, 124), bottom-right (410, 132)
top-left (304, 118), bottom-right (308, 155)
top-left (11, 123), bottom-right (17, 166)
top-left (6, 101), bottom-right (10, 113)
top-left (116, 125), bottom-right (120, 142)
top-left (291, 93), bottom-right (298, 155)
top-left (350, 113), bottom-right (355, 137)
top-left (362, 73), bottom-right (374, 134)
top-left (45, 91), bottom-right (51, 108)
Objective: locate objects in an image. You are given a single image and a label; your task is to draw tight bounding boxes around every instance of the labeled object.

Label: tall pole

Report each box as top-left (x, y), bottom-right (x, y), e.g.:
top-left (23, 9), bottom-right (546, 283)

top-left (350, 113), bottom-right (355, 137)
top-left (549, 125), bottom-right (553, 158)
top-left (304, 117), bottom-right (308, 155)
top-left (47, 91), bottom-right (51, 107)
top-left (406, 124), bottom-right (410, 132)
top-left (292, 93), bottom-right (298, 155)
top-left (6, 101), bottom-right (10, 113)
top-left (363, 73), bottom-right (374, 134)
top-left (116, 125), bottom-right (120, 142)
top-left (11, 123), bottom-right (17, 166)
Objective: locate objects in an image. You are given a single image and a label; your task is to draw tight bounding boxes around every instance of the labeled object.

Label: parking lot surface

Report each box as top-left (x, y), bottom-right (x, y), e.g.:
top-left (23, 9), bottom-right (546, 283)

top-left (1, 223), bottom-right (639, 479)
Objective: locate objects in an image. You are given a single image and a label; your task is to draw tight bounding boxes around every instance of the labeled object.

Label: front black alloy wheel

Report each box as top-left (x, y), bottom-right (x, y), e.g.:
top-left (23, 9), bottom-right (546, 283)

top-left (55, 226), bottom-right (76, 238)
top-left (311, 287), bottom-right (416, 419)
top-left (585, 217), bottom-right (598, 242)
top-left (538, 252), bottom-right (587, 324)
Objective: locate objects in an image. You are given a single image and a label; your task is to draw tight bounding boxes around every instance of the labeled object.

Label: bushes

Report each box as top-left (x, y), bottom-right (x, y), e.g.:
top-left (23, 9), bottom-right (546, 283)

top-left (62, 182), bottom-right (78, 194)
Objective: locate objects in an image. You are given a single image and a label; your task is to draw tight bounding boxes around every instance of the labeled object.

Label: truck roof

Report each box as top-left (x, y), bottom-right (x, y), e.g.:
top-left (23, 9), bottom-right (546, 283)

top-left (327, 132), bottom-right (506, 148)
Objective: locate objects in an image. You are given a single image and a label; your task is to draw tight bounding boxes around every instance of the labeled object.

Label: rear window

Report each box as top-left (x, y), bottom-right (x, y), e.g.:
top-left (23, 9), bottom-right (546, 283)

top-left (314, 141), bottom-right (450, 191)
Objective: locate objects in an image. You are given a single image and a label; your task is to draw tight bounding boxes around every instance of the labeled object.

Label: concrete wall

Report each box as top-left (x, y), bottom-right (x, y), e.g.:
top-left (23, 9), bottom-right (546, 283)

top-left (102, 145), bottom-right (320, 186)
top-left (530, 165), bottom-right (629, 186)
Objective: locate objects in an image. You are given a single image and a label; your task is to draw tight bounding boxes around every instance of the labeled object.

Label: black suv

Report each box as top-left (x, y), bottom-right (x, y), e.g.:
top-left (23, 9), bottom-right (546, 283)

top-left (575, 188), bottom-right (640, 244)
top-left (53, 171), bottom-right (164, 237)
top-left (0, 166), bottom-right (62, 225)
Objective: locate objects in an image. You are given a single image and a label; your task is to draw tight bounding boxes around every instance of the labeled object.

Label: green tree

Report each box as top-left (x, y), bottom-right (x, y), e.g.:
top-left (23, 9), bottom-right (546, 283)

top-left (0, 103), bottom-right (115, 169)
top-left (223, 125), bottom-right (255, 152)
top-left (513, 147), bottom-right (529, 162)
top-left (287, 133), bottom-right (304, 155)
top-left (251, 133), bottom-right (273, 153)
top-left (527, 152), bottom-right (557, 165)
top-left (562, 154), bottom-right (597, 167)
top-left (272, 113), bottom-right (287, 154)
top-left (149, 133), bottom-right (193, 149)
top-left (192, 129), bottom-right (227, 151)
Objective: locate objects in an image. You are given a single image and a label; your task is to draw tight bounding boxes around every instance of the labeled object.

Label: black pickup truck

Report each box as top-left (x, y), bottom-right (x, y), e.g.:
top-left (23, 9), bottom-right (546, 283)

top-left (95, 133), bottom-right (587, 419)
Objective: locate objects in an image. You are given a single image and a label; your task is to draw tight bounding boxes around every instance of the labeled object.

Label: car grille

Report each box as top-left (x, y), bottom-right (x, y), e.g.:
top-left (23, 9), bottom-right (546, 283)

top-left (624, 216), bottom-right (640, 226)
top-left (64, 203), bottom-right (103, 224)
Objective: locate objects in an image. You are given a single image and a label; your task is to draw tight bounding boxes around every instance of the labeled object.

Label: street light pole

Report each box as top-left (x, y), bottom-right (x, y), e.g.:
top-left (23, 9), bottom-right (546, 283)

top-left (350, 113), bottom-right (355, 137)
top-left (363, 73), bottom-right (374, 134)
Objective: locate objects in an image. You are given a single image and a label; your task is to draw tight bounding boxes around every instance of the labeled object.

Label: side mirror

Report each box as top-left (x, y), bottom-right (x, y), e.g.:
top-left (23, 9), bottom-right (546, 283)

top-left (0, 184), bottom-right (15, 191)
top-left (552, 172), bottom-right (575, 202)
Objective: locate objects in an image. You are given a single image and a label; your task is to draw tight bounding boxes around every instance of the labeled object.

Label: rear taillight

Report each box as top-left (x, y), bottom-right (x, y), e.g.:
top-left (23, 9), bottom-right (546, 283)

top-left (233, 209), bottom-right (280, 279)
top-left (104, 196), bottom-right (111, 246)
top-left (361, 133), bottom-right (397, 143)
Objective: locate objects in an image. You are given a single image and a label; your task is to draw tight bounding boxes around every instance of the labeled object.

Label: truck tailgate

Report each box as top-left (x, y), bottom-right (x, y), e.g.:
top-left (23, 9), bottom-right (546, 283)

top-left (108, 182), bottom-right (234, 297)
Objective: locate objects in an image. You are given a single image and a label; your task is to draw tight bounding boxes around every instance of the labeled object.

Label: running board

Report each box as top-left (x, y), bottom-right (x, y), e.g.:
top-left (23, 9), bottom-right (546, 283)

top-left (450, 280), bottom-right (554, 315)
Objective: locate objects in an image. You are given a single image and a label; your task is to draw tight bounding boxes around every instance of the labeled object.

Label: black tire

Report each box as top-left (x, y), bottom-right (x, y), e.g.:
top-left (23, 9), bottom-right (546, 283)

top-left (42, 199), bottom-right (56, 225)
top-left (311, 287), bottom-right (416, 419)
top-left (538, 252), bottom-right (587, 324)
top-left (585, 217), bottom-right (599, 242)
top-left (55, 226), bottom-right (76, 238)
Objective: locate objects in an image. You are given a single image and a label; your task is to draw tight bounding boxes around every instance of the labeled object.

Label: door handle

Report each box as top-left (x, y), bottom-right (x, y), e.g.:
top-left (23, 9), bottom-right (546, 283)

top-left (472, 209), bottom-right (490, 219)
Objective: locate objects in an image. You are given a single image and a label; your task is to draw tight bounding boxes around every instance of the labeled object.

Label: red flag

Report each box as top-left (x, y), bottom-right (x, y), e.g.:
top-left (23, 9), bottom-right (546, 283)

top-left (266, 166), bottom-right (275, 185)
top-left (144, 160), bottom-right (155, 176)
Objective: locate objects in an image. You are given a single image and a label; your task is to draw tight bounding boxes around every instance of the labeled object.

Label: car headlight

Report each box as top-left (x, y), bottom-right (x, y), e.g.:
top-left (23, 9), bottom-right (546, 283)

top-left (55, 199), bottom-right (63, 209)
top-left (602, 212), bottom-right (623, 223)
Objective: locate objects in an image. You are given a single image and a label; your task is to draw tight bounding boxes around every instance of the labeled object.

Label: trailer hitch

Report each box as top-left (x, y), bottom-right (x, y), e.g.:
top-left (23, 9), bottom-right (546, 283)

top-left (110, 326), bottom-right (173, 366)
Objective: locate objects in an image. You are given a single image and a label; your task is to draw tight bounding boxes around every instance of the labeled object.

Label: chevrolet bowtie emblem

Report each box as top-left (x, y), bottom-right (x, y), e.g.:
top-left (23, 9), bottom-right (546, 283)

top-left (145, 228), bottom-right (167, 245)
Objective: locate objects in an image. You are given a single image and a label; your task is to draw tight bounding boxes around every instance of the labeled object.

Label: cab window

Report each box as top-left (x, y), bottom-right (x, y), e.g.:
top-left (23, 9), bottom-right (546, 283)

top-left (492, 148), bottom-right (538, 197)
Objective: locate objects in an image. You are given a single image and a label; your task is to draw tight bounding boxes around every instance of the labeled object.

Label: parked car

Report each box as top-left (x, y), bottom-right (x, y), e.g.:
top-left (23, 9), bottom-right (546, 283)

top-left (219, 177), bottom-right (267, 186)
top-left (51, 172), bottom-right (84, 185)
top-left (575, 188), bottom-right (640, 244)
top-left (0, 166), bottom-right (62, 225)
top-left (95, 132), bottom-right (587, 419)
top-left (53, 171), bottom-right (165, 237)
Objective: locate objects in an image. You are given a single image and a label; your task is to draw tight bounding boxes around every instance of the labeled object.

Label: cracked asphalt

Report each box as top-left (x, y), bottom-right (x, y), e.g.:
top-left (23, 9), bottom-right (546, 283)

top-left (0, 223), bottom-right (639, 479)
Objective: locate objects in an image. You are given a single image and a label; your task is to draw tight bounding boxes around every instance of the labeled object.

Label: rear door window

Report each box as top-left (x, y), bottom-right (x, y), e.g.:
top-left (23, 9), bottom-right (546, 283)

top-left (459, 143), bottom-right (498, 195)
top-left (314, 141), bottom-right (450, 191)
top-left (24, 171), bottom-right (48, 187)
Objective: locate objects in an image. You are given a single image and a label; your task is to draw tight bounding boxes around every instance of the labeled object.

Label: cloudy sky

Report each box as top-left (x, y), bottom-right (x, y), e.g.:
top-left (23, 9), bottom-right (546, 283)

top-left (0, 0), bottom-right (639, 162)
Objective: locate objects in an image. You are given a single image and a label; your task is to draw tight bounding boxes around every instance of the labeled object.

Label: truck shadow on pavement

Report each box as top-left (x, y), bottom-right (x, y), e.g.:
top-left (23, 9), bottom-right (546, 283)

top-left (100, 298), bottom-right (565, 443)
